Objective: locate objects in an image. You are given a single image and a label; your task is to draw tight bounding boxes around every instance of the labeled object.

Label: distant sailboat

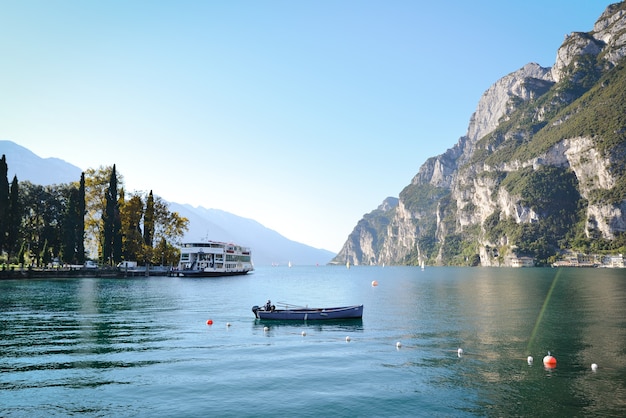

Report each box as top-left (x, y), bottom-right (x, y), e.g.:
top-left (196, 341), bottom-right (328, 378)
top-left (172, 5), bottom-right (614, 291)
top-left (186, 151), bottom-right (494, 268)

top-left (288, 261), bottom-right (292, 268)
top-left (421, 260), bottom-right (425, 270)
top-left (346, 260), bottom-right (350, 269)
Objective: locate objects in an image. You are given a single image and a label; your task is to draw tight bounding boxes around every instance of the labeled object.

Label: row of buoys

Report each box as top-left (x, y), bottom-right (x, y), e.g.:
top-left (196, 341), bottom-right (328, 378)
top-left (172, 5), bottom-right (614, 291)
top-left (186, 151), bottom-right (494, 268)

top-left (526, 352), bottom-right (598, 371)
top-left (206, 321), bottom-right (600, 371)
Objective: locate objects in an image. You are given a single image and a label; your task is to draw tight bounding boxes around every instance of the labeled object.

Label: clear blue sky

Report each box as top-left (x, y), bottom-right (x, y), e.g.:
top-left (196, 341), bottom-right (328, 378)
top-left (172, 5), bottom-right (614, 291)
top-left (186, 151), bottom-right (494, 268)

top-left (0, 1), bottom-right (612, 253)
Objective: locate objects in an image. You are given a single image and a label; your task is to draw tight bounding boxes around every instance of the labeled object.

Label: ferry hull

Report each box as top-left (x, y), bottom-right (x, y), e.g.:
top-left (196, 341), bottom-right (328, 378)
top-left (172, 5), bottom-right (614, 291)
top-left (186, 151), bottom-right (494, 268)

top-left (175, 269), bottom-right (252, 277)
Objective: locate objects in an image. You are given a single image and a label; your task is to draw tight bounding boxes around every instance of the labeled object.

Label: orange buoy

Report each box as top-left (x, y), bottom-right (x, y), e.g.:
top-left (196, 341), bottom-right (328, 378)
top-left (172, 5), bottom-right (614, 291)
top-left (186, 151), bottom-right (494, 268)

top-left (543, 352), bottom-right (557, 368)
top-left (371, 280), bottom-right (378, 287)
top-left (206, 319), bottom-right (213, 325)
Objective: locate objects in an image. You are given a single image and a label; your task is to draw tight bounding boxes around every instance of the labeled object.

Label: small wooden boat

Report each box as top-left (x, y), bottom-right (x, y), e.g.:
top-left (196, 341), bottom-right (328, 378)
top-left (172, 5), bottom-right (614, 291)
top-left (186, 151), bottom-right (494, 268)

top-left (252, 303), bottom-right (363, 320)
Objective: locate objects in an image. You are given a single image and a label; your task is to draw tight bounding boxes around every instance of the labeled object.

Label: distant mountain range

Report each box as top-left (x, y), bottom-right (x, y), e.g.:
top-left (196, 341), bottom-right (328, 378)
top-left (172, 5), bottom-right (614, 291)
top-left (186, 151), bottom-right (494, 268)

top-left (0, 140), bottom-right (335, 265)
top-left (0, 140), bottom-right (83, 184)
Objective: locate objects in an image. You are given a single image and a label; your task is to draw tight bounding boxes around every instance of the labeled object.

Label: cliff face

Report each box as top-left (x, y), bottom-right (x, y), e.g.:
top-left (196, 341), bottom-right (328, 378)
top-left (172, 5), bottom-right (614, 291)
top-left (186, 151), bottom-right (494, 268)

top-left (334, 2), bottom-right (626, 267)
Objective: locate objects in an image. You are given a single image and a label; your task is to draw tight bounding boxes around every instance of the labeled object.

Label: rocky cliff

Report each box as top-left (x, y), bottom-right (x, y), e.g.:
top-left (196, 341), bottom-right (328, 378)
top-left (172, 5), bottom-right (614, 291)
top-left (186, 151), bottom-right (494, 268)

top-left (333, 2), bottom-right (626, 267)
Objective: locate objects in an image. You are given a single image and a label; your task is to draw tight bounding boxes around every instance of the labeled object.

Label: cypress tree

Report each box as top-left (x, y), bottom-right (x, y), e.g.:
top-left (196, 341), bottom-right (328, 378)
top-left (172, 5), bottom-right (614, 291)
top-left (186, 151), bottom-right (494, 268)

top-left (62, 187), bottom-right (79, 264)
top-left (113, 188), bottom-right (123, 264)
top-left (143, 190), bottom-right (154, 247)
top-left (77, 173), bottom-right (85, 264)
top-left (102, 165), bottom-right (121, 266)
top-left (0, 155), bottom-right (9, 255)
top-left (7, 175), bottom-right (19, 261)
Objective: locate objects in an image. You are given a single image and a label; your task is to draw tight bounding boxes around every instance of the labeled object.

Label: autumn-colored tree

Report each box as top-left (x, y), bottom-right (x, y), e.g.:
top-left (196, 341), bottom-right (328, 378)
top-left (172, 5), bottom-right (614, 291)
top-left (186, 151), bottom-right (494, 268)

top-left (83, 165), bottom-right (124, 262)
top-left (151, 196), bottom-right (188, 265)
top-left (120, 193), bottom-right (144, 262)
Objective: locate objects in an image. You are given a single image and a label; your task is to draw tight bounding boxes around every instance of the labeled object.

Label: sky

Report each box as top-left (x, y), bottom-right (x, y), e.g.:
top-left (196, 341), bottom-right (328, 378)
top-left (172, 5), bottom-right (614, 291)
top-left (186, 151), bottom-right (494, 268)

top-left (0, 1), bottom-right (613, 253)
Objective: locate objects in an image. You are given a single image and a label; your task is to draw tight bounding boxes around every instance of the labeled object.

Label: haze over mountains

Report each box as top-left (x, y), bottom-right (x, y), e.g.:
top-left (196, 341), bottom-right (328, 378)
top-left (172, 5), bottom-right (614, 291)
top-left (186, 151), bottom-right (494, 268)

top-left (0, 140), bottom-right (334, 266)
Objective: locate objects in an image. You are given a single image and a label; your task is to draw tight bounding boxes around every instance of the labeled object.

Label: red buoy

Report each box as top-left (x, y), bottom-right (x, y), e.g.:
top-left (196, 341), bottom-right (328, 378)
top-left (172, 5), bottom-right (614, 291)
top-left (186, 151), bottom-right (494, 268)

top-left (543, 354), bottom-right (557, 368)
top-left (206, 319), bottom-right (213, 325)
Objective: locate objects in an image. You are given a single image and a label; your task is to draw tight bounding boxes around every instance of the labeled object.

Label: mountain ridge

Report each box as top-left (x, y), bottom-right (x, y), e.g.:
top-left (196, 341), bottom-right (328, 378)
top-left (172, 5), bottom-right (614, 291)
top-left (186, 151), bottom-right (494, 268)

top-left (0, 140), bottom-right (333, 266)
top-left (334, 1), bottom-right (626, 267)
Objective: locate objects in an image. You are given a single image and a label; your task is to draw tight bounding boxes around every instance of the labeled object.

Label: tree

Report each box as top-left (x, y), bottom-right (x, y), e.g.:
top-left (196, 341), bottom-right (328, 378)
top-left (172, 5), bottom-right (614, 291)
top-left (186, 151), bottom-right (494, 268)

top-left (77, 173), bottom-right (86, 264)
top-left (84, 166), bottom-right (124, 261)
top-left (18, 182), bottom-right (66, 266)
top-left (7, 175), bottom-right (20, 261)
top-left (102, 164), bottom-right (122, 266)
top-left (61, 185), bottom-right (81, 264)
top-left (143, 190), bottom-right (154, 248)
top-left (120, 193), bottom-right (144, 262)
top-left (151, 196), bottom-right (188, 265)
top-left (0, 155), bottom-right (9, 256)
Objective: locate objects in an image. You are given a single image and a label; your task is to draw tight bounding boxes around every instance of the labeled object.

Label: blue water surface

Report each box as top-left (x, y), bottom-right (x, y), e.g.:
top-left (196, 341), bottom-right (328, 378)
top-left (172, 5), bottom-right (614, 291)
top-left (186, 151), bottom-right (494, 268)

top-left (1, 266), bottom-right (625, 417)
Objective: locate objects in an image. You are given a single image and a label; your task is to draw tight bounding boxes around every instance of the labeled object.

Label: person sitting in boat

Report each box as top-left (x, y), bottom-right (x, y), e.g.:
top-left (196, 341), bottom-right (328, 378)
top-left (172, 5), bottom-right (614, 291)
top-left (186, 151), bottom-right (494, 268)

top-left (265, 300), bottom-right (272, 311)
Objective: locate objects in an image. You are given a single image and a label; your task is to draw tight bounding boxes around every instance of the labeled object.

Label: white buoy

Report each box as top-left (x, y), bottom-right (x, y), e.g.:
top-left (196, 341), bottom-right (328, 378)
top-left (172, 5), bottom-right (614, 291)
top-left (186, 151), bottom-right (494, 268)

top-left (591, 363), bottom-right (598, 371)
top-left (527, 356), bottom-right (534, 365)
top-left (396, 341), bottom-right (402, 349)
top-left (226, 322), bottom-right (231, 327)
top-left (457, 348), bottom-right (464, 357)
top-left (263, 326), bottom-right (269, 332)
top-left (345, 336), bottom-right (351, 342)
top-left (301, 331), bottom-right (306, 337)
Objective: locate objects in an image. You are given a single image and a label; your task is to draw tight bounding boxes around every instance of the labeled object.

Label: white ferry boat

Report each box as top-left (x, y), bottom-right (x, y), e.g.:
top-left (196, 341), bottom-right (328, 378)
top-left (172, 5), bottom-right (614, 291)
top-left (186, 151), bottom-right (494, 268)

top-left (175, 241), bottom-right (253, 277)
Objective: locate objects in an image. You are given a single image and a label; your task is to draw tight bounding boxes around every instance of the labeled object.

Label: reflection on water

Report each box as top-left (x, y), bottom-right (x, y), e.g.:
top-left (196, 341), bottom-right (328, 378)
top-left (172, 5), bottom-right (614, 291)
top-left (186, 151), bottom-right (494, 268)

top-left (1, 267), bottom-right (625, 417)
top-left (252, 318), bottom-right (364, 333)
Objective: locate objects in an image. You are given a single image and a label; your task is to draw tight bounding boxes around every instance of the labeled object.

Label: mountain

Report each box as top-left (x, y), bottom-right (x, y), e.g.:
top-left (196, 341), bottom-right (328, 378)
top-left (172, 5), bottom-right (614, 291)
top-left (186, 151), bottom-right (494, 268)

top-left (168, 203), bottom-right (335, 266)
top-left (0, 140), bottom-right (334, 266)
top-left (334, 2), bottom-right (626, 267)
top-left (0, 140), bottom-right (83, 185)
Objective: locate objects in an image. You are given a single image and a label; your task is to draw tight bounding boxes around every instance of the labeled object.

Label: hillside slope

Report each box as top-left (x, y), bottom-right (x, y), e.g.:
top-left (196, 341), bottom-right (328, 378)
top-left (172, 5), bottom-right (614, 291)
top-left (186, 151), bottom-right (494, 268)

top-left (334, 2), bottom-right (626, 266)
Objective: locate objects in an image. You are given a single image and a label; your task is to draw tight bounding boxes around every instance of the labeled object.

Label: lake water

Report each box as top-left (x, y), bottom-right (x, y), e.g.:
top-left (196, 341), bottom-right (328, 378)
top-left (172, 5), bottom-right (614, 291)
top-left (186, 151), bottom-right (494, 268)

top-left (1, 266), bottom-right (625, 417)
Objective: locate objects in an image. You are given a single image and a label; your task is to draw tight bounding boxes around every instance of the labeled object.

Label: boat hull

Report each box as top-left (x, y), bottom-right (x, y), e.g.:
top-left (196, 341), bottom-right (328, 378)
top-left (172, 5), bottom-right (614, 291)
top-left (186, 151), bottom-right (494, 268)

top-left (252, 305), bottom-right (363, 320)
top-left (175, 269), bottom-right (252, 277)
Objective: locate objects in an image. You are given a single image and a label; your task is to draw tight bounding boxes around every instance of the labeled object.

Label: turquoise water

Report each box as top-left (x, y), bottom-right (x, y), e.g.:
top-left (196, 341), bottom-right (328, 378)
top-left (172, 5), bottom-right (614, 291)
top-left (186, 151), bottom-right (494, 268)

top-left (1, 266), bottom-right (626, 417)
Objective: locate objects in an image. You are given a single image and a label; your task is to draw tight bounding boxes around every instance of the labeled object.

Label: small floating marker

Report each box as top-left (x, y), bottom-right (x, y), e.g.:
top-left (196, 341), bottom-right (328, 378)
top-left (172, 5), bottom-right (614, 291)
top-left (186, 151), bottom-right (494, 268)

top-left (543, 352), bottom-right (557, 368)
top-left (527, 356), bottom-right (534, 365)
top-left (301, 331), bottom-right (306, 337)
top-left (226, 322), bottom-right (231, 327)
top-left (345, 336), bottom-right (351, 342)
top-left (396, 341), bottom-right (402, 349)
top-left (591, 363), bottom-right (598, 372)
top-left (371, 280), bottom-right (378, 287)
top-left (264, 326), bottom-right (269, 332)
top-left (457, 348), bottom-right (464, 357)
top-left (206, 319), bottom-right (213, 326)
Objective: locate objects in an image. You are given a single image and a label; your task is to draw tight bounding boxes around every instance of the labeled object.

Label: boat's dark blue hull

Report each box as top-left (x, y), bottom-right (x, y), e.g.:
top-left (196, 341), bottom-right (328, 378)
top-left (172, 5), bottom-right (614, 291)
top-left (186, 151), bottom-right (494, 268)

top-left (252, 305), bottom-right (363, 320)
